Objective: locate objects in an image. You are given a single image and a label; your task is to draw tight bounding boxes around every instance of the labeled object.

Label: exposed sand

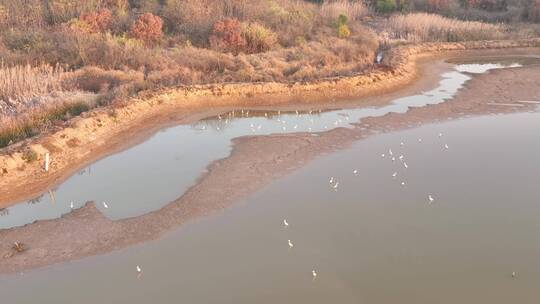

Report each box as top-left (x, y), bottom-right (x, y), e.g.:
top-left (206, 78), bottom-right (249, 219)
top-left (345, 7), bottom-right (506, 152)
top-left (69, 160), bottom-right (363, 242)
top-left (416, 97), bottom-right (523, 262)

top-left (0, 41), bottom-right (539, 207)
top-left (1, 60), bottom-right (539, 274)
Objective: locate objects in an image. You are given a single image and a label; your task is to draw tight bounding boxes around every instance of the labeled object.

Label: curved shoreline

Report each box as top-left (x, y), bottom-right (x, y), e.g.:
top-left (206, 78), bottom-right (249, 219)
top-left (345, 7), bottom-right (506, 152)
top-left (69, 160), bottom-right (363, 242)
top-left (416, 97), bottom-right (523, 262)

top-left (0, 40), bottom-right (539, 207)
top-left (1, 62), bottom-right (539, 274)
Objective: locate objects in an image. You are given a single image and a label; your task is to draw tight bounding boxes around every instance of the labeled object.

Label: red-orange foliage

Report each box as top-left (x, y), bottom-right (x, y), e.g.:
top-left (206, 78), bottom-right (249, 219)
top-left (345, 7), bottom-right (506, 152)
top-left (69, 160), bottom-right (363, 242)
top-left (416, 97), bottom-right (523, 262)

top-left (209, 18), bottom-right (247, 55)
top-left (80, 9), bottom-right (112, 33)
top-left (130, 13), bottom-right (163, 45)
top-left (427, 0), bottom-right (450, 11)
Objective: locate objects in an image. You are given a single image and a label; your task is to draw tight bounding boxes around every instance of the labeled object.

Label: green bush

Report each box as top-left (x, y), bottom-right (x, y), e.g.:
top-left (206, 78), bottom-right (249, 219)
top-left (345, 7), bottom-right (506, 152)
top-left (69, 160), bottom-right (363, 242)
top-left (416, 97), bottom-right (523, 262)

top-left (335, 14), bottom-right (351, 39)
top-left (377, 0), bottom-right (397, 13)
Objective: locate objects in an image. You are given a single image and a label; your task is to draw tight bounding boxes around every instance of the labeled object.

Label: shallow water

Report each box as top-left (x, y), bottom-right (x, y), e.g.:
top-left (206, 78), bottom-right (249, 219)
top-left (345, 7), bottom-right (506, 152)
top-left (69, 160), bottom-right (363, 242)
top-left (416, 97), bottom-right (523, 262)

top-left (0, 58), bottom-right (534, 229)
top-left (2, 111), bottom-right (540, 303)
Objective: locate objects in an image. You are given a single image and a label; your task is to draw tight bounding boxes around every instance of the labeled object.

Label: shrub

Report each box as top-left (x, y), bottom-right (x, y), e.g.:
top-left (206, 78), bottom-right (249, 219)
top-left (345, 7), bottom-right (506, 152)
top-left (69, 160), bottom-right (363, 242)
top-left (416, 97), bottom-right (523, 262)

top-left (79, 9), bottom-right (113, 33)
top-left (336, 14), bottom-right (351, 38)
top-left (462, 0), bottom-right (507, 11)
top-left (64, 66), bottom-right (144, 93)
top-left (338, 23), bottom-right (351, 38)
top-left (242, 22), bottom-right (278, 53)
top-left (130, 13), bottom-right (163, 45)
top-left (209, 18), bottom-right (247, 54)
top-left (530, 0), bottom-right (540, 22)
top-left (45, 0), bottom-right (102, 24)
top-left (2, 30), bottom-right (42, 52)
top-left (427, 0), bottom-right (450, 11)
top-left (22, 149), bottom-right (38, 163)
top-left (377, 0), bottom-right (397, 12)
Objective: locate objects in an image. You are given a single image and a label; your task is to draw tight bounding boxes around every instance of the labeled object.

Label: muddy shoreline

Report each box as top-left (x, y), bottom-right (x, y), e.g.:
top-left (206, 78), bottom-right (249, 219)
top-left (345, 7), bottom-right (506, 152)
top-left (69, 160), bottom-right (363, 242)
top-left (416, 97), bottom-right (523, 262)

top-left (0, 41), bottom-right (539, 207)
top-left (1, 61), bottom-right (539, 274)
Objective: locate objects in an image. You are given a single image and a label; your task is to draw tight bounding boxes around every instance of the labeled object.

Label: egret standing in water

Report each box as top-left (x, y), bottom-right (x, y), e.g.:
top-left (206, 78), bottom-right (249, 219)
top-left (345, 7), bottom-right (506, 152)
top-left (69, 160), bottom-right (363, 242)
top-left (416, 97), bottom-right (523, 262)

top-left (70, 201), bottom-right (74, 209)
top-left (283, 219), bottom-right (289, 227)
top-left (312, 270), bottom-right (318, 278)
top-left (103, 202), bottom-right (109, 209)
top-left (428, 195), bottom-right (434, 203)
top-left (288, 240), bottom-right (294, 248)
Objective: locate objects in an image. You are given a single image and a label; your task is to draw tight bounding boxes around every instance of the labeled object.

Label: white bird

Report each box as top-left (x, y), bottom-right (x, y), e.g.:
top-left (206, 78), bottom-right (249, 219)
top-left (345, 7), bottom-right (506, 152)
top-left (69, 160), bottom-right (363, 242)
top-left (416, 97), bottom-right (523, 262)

top-left (399, 155), bottom-right (404, 161)
top-left (103, 202), bottom-right (109, 209)
top-left (403, 162), bottom-right (408, 169)
top-left (512, 271), bottom-right (516, 278)
top-left (353, 169), bottom-right (358, 175)
top-left (444, 144), bottom-right (449, 149)
top-left (418, 138), bottom-right (422, 143)
top-left (391, 157), bottom-right (396, 162)
top-left (283, 219), bottom-right (289, 227)
top-left (70, 201), bottom-right (74, 209)
top-left (136, 265), bottom-right (142, 273)
top-left (381, 153), bottom-right (385, 158)
top-left (332, 182), bottom-right (339, 190)
top-left (392, 172), bottom-right (397, 178)
top-left (389, 149), bottom-right (393, 156)
top-left (439, 132), bottom-right (443, 138)
top-left (428, 195), bottom-right (434, 203)
top-left (401, 181), bottom-right (406, 186)
top-left (312, 270), bottom-right (318, 278)
top-left (400, 142), bottom-right (404, 146)
top-left (288, 240), bottom-right (294, 248)
top-left (329, 177), bottom-right (334, 184)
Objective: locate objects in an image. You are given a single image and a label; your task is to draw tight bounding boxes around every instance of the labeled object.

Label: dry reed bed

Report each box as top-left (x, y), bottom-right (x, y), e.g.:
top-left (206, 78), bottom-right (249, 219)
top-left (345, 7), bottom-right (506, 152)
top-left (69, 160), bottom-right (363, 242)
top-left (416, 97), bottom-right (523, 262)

top-left (320, 0), bottom-right (369, 21)
top-left (0, 64), bottom-right (71, 112)
top-left (386, 13), bottom-right (506, 42)
top-left (0, 38), bottom-right (539, 203)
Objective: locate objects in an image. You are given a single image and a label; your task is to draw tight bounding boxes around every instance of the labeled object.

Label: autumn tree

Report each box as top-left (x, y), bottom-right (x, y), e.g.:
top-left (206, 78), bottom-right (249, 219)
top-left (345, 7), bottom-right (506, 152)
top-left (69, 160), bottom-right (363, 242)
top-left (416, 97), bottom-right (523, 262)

top-left (130, 13), bottom-right (163, 45)
top-left (209, 18), bottom-right (247, 54)
top-left (80, 9), bottom-right (112, 33)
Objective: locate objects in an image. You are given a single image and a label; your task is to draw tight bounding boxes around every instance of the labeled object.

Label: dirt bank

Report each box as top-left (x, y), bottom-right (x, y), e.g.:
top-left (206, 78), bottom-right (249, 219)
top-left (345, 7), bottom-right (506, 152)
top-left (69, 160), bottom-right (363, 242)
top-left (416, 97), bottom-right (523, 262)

top-left (1, 40), bottom-right (539, 207)
top-left (1, 62), bottom-right (539, 274)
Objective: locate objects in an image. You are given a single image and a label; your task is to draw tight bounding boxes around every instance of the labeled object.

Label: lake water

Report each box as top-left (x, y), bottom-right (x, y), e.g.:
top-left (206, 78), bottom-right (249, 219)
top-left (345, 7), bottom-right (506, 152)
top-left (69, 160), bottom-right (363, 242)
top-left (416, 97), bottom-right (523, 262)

top-left (1, 110), bottom-right (540, 303)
